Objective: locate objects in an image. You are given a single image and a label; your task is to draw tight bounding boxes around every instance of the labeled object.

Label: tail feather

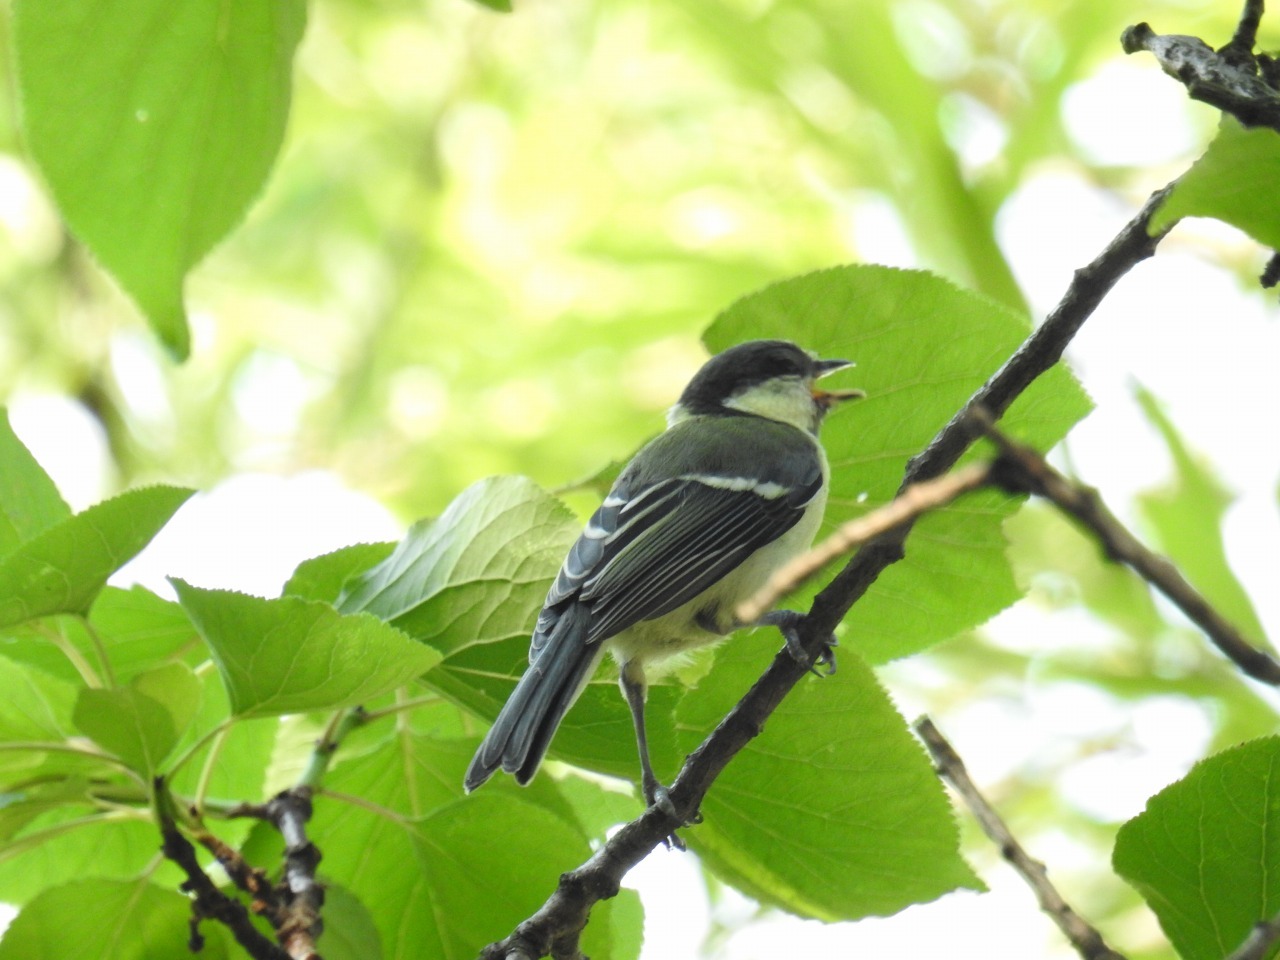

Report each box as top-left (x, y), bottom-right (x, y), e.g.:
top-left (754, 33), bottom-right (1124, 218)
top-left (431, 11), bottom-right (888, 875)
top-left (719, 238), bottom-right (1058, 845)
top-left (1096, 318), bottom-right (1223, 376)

top-left (464, 603), bottom-right (601, 792)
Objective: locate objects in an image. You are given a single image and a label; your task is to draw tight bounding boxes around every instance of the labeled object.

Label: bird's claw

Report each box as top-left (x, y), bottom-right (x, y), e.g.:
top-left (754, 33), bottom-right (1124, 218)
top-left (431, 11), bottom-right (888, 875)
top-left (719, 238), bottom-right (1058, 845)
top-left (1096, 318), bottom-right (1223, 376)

top-left (759, 610), bottom-right (838, 676)
top-left (645, 781), bottom-right (678, 818)
top-left (644, 780), bottom-right (701, 851)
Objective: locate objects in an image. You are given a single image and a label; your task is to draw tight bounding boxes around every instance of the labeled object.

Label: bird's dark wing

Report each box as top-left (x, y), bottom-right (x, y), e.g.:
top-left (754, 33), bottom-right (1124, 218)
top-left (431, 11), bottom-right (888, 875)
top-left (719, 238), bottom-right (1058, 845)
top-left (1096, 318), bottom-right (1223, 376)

top-left (530, 419), bottom-right (823, 658)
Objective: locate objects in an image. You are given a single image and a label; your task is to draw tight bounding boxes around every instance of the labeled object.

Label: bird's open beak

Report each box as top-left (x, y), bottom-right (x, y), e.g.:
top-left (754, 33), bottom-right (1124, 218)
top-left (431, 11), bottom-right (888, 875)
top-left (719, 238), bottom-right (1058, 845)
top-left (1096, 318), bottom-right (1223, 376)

top-left (812, 358), bottom-right (865, 410)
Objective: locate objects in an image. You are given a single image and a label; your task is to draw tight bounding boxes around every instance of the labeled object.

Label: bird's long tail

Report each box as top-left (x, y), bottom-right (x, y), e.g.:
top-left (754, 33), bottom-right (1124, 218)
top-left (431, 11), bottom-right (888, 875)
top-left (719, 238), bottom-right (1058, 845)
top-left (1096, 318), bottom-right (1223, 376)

top-left (464, 603), bottom-right (602, 792)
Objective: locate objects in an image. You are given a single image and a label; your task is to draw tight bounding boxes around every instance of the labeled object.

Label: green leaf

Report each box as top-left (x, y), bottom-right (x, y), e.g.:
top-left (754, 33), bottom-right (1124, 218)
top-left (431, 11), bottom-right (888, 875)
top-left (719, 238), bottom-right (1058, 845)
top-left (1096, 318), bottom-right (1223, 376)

top-left (0, 812), bottom-right (161, 905)
top-left (0, 486), bottom-right (194, 630)
top-left (312, 729), bottom-right (639, 960)
top-left (0, 653), bottom-right (76, 743)
top-left (0, 777), bottom-right (92, 842)
top-left (428, 631), bottom-right (680, 786)
top-left (317, 884), bottom-right (384, 960)
top-left (338, 476), bottom-right (579, 657)
top-left (172, 580), bottom-right (441, 718)
top-left (337, 476), bottom-right (665, 783)
top-left (72, 663), bottom-right (200, 774)
top-left (0, 585), bottom-right (199, 688)
top-left (165, 669), bottom-right (276, 806)
top-left (284, 542), bottom-right (397, 603)
top-left (678, 633), bottom-right (981, 919)
top-left (87, 586), bottom-right (203, 680)
top-left (13, 0), bottom-right (307, 357)
top-left (1135, 386), bottom-right (1269, 646)
top-left (0, 878), bottom-right (232, 959)
top-left (1113, 736), bottom-right (1280, 960)
top-left (1150, 118), bottom-right (1280, 248)
top-left (706, 265), bottom-right (1091, 662)
top-left (0, 409), bottom-right (69, 554)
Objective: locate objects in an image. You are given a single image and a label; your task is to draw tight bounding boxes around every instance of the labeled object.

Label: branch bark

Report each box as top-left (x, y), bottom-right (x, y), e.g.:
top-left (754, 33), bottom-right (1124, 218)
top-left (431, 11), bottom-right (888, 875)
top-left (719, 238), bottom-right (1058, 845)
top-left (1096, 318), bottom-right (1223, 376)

top-left (914, 718), bottom-right (1129, 960)
top-left (159, 812), bottom-right (291, 960)
top-left (1122, 2), bottom-right (1280, 133)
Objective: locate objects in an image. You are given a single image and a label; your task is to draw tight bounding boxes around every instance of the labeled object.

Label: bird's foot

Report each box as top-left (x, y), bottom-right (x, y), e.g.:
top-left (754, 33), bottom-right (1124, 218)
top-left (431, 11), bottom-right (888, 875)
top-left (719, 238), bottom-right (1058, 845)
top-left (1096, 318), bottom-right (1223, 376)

top-left (758, 610), bottom-right (837, 676)
top-left (644, 778), bottom-right (702, 851)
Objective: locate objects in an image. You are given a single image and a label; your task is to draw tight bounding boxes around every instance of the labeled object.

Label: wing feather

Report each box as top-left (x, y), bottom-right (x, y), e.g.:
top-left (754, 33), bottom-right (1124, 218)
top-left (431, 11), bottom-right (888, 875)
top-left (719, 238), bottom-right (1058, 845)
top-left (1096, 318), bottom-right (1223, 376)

top-left (531, 417), bottom-right (824, 659)
top-left (582, 483), bottom-right (796, 641)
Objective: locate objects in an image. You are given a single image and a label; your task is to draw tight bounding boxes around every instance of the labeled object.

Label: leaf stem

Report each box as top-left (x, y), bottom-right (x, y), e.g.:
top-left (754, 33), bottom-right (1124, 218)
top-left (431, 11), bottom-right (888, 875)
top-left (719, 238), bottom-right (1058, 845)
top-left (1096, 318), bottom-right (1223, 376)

top-left (80, 616), bottom-right (117, 688)
top-left (35, 620), bottom-right (103, 688)
top-left (192, 722), bottom-right (232, 816)
top-left (362, 691), bottom-right (439, 724)
top-left (163, 718), bottom-right (236, 786)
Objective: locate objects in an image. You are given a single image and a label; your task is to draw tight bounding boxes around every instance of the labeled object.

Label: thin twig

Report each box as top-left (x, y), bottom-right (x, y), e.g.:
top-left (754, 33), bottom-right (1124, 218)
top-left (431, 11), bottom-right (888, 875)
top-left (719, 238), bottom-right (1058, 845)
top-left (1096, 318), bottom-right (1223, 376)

top-left (976, 411), bottom-right (1280, 684)
top-left (914, 718), bottom-right (1129, 960)
top-left (1227, 0), bottom-right (1266, 59)
top-left (735, 462), bottom-right (994, 625)
top-left (161, 710), bottom-right (362, 958)
top-left (1227, 911), bottom-right (1280, 960)
top-left (299, 707), bottom-right (368, 789)
top-left (1261, 251), bottom-right (1280, 288)
top-left (159, 811), bottom-right (291, 960)
top-left (478, 177), bottom-right (1177, 960)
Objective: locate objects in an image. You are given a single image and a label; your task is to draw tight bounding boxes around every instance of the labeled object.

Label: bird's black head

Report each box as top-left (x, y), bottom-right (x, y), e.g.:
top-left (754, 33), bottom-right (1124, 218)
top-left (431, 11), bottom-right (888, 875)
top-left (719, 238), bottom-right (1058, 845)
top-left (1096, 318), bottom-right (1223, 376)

top-left (671, 339), bottom-right (862, 432)
top-left (679, 340), bottom-right (814, 410)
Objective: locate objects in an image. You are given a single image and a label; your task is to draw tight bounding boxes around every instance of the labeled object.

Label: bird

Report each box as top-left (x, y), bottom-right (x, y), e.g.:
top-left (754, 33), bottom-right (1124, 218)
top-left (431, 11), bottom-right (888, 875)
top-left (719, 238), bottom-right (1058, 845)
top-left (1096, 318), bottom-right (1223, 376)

top-left (464, 339), bottom-right (863, 816)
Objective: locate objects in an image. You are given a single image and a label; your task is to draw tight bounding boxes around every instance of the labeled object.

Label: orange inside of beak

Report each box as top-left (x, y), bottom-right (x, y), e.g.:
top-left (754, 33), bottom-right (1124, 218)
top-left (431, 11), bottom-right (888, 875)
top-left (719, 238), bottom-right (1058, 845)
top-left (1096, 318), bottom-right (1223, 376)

top-left (812, 387), bottom-right (866, 410)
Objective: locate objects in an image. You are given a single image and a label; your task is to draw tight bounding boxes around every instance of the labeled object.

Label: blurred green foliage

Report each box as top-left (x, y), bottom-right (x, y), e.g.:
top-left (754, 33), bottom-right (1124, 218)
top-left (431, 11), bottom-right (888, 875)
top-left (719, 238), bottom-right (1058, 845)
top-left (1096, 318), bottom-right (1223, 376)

top-left (0, 0), bottom-right (1239, 517)
top-left (1, 0), bottom-right (1279, 958)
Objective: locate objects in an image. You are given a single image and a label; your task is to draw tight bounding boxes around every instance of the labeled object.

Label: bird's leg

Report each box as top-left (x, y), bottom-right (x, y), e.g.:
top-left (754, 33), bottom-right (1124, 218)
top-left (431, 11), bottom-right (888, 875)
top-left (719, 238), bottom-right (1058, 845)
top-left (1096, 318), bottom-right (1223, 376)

top-left (619, 661), bottom-right (676, 816)
top-left (757, 610), bottom-right (838, 676)
top-left (619, 660), bottom-right (701, 850)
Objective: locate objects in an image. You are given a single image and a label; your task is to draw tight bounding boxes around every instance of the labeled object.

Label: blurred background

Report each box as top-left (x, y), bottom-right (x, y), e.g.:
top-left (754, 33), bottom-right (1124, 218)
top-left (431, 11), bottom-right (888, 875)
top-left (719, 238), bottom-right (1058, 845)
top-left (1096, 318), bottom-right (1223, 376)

top-left (2, 0), bottom-right (1277, 956)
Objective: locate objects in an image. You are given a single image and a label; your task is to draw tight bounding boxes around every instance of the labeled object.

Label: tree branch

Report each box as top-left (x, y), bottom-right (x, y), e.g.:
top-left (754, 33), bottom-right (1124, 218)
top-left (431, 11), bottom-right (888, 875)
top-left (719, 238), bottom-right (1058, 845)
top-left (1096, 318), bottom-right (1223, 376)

top-left (1227, 0), bottom-right (1266, 59)
top-left (802, 182), bottom-right (1175, 652)
top-left (159, 811), bottom-right (291, 960)
top-left (1227, 911), bottom-right (1280, 960)
top-left (222, 792), bottom-right (330, 960)
top-left (163, 710), bottom-right (363, 959)
top-left (976, 411), bottom-right (1280, 685)
top-left (734, 462), bottom-right (994, 626)
top-left (1121, 4), bottom-right (1280, 133)
top-left (913, 718), bottom-right (1129, 960)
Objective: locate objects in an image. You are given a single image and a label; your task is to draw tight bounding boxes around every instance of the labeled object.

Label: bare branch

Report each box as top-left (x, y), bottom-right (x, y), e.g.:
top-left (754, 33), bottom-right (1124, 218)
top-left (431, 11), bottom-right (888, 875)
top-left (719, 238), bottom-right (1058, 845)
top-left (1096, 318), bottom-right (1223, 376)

top-left (1261, 251), bottom-right (1280, 289)
top-left (159, 812), bottom-right (291, 960)
top-left (1121, 11), bottom-right (1280, 132)
top-left (266, 789), bottom-right (325, 960)
top-left (224, 792), bottom-right (327, 960)
top-left (735, 463), bottom-right (993, 625)
top-left (803, 183), bottom-right (1174, 652)
top-left (914, 718), bottom-right (1129, 960)
top-left (1227, 0), bottom-right (1266, 61)
top-left (976, 412), bottom-right (1280, 685)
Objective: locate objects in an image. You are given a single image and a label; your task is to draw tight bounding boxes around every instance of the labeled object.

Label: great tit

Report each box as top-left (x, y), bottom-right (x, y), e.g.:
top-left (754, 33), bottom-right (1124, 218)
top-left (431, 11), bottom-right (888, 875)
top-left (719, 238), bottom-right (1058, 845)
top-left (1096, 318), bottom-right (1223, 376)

top-left (464, 339), bottom-right (863, 812)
